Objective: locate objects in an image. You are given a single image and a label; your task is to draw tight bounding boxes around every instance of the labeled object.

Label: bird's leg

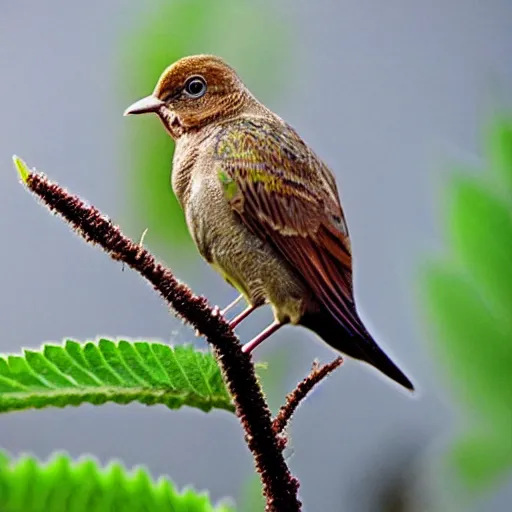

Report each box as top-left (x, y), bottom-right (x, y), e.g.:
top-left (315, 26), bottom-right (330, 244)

top-left (221, 294), bottom-right (244, 317)
top-left (242, 320), bottom-right (283, 354)
top-left (229, 304), bottom-right (257, 329)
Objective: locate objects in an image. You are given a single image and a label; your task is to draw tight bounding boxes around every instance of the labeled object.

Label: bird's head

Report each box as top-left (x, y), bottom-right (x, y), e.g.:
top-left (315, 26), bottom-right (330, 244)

top-left (124, 55), bottom-right (250, 138)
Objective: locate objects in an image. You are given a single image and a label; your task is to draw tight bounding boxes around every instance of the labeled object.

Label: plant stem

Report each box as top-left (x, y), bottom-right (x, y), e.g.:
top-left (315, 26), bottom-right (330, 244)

top-left (18, 164), bottom-right (301, 511)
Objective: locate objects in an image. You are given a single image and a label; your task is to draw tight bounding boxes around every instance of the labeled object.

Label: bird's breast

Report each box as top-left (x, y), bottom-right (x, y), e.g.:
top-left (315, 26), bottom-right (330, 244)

top-left (184, 170), bottom-right (235, 264)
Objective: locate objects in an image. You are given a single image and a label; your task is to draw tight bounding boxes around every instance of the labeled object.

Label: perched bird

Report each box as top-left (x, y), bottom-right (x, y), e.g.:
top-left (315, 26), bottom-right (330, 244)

top-left (124, 55), bottom-right (414, 391)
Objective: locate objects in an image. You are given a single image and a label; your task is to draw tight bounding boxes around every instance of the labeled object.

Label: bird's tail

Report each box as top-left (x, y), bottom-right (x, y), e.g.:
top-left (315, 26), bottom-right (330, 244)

top-left (300, 309), bottom-right (414, 391)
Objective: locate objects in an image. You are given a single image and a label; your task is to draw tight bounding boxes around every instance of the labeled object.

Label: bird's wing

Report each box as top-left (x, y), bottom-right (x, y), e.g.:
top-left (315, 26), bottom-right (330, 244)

top-left (214, 118), bottom-right (363, 335)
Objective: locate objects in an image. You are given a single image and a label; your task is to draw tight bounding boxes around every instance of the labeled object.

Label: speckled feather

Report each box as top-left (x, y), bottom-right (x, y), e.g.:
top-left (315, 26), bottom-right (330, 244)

top-left (213, 118), bottom-right (358, 333)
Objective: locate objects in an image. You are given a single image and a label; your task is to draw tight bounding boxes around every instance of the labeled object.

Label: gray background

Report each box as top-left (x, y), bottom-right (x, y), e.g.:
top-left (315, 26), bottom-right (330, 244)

top-left (1, 1), bottom-right (511, 511)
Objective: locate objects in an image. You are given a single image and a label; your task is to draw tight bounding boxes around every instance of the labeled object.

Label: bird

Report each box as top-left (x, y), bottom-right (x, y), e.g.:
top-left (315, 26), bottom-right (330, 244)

top-left (124, 54), bottom-right (414, 391)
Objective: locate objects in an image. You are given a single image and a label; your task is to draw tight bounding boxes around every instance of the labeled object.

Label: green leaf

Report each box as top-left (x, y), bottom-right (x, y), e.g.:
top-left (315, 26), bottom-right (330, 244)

top-left (420, 115), bottom-right (512, 489)
top-left (451, 432), bottom-right (512, 488)
top-left (12, 156), bottom-right (29, 184)
top-left (421, 264), bottom-right (512, 425)
top-left (448, 176), bottom-right (512, 319)
top-left (119, 0), bottom-right (291, 257)
top-left (0, 339), bottom-right (234, 414)
top-left (0, 451), bottom-right (235, 512)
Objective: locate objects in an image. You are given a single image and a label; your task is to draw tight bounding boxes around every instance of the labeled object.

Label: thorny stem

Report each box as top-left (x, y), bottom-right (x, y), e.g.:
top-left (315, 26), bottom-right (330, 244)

top-left (16, 163), bottom-right (301, 512)
top-left (273, 357), bottom-right (343, 438)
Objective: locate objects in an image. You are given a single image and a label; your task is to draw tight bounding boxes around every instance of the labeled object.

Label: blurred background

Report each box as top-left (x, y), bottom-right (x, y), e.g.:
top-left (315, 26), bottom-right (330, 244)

top-left (1, 1), bottom-right (511, 510)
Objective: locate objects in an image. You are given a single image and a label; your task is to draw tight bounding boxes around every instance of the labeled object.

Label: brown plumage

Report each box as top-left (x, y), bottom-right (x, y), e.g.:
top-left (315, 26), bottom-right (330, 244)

top-left (124, 54), bottom-right (414, 391)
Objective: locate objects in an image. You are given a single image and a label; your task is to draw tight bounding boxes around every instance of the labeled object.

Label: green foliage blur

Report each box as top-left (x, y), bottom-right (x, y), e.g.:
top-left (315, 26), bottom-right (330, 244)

top-left (420, 116), bottom-right (512, 489)
top-left (119, 0), bottom-right (291, 260)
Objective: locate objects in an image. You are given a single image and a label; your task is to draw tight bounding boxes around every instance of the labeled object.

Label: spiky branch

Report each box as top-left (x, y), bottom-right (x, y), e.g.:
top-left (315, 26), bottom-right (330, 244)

top-left (14, 156), bottom-right (343, 511)
top-left (273, 357), bottom-right (343, 438)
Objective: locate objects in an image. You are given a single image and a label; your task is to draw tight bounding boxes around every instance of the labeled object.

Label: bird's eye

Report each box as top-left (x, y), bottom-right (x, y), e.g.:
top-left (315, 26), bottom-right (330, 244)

top-left (184, 76), bottom-right (207, 98)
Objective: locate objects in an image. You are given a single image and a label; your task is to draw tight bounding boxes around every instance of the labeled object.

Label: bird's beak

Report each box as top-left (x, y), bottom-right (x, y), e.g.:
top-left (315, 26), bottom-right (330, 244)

top-left (123, 95), bottom-right (164, 116)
